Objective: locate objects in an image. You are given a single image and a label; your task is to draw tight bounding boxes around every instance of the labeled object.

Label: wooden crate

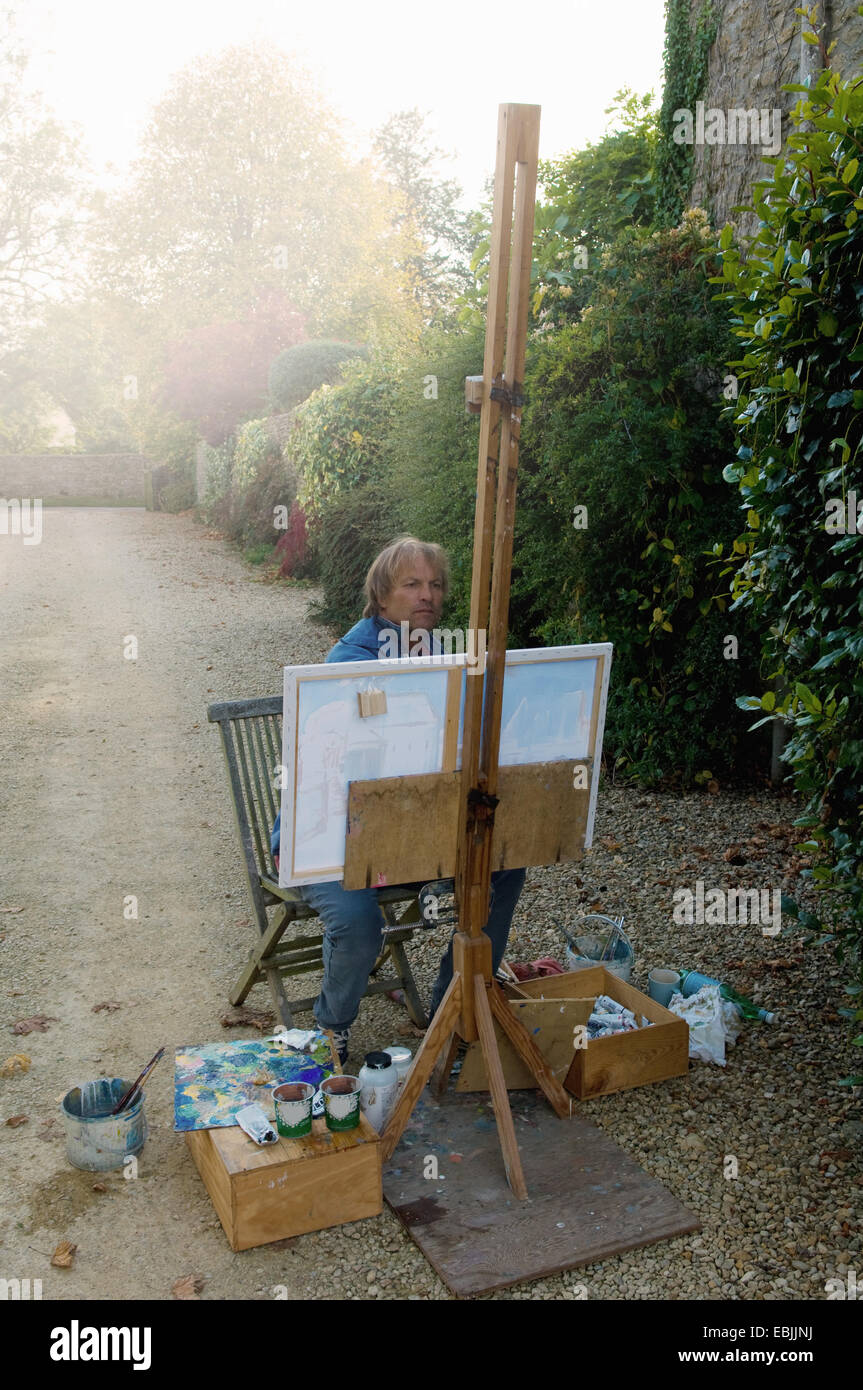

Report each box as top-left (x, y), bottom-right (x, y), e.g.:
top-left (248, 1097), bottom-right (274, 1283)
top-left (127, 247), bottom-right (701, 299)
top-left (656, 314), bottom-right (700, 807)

top-left (186, 1113), bottom-right (382, 1251)
top-left (509, 966), bottom-right (689, 1099)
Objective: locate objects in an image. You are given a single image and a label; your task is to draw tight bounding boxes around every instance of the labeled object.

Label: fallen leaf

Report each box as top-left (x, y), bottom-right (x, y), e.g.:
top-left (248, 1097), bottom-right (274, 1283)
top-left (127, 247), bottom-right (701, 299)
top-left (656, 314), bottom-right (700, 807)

top-left (600, 836), bottom-right (623, 852)
top-left (5, 1114), bottom-right (28, 1127)
top-left (0, 1053), bottom-right (31, 1076)
top-left (707, 779), bottom-right (720, 795)
top-left (0, 907), bottom-right (24, 915)
top-left (51, 1241), bottom-right (77, 1268)
top-left (723, 846), bottom-right (745, 865)
top-left (397, 1023), bottom-right (427, 1038)
top-left (12, 1015), bottom-right (58, 1035)
top-left (820, 1148), bottom-right (853, 1162)
top-left (219, 1006), bottom-right (274, 1031)
top-left (91, 1001), bottom-right (123, 1013)
top-left (92, 1182), bottom-right (107, 1193)
top-left (251, 1071), bottom-right (270, 1086)
top-left (172, 1274), bottom-right (205, 1299)
top-left (37, 1118), bottom-right (58, 1141)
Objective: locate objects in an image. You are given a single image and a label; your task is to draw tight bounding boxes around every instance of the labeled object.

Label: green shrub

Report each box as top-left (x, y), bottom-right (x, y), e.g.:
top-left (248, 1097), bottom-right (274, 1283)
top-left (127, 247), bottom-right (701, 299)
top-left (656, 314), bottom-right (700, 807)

top-left (200, 439), bottom-right (234, 526)
top-left (268, 340), bottom-right (368, 414)
top-left (309, 483), bottom-right (395, 630)
top-left (714, 57), bottom-right (863, 1031)
top-left (159, 477), bottom-right (196, 512)
top-left (514, 210), bottom-right (758, 783)
top-left (228, 418), bottom-right (296, 547)
top-left (285, 355), bottom-right (400, 519)
top-left (386, 326), bottom-right (486, 621)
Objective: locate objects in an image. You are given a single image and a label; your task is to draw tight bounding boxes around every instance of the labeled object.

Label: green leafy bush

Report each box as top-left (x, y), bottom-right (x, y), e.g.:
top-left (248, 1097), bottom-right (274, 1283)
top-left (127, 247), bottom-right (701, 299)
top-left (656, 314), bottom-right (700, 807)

top-left (308, 483), bottom-right (395, 629)
top-left (200, 439), bottom-right (235, 526)
top-left (532, 91), bottom-right (657, 326)
top-left (714, 59), bottom-right (863, 1029)
top-left (199, 420), bottom-right (296, 547)
top-left (386, 327), bottom-right (486, 620)
top-left (285, 355), bottom-right (400, 519)
top-left (514, 210), bottom-right (758, 783)
top-left (229, 418), bottom-right (296, 547)
top-left (268, 340), bottom-right (368, 414)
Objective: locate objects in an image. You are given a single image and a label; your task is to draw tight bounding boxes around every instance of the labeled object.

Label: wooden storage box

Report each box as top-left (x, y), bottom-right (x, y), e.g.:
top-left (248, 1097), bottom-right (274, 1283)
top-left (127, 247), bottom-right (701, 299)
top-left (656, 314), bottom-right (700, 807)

top-left (186, 1113), bottom-right (382, 1251)
top-left (509, 966), bottom-right (689, 1099)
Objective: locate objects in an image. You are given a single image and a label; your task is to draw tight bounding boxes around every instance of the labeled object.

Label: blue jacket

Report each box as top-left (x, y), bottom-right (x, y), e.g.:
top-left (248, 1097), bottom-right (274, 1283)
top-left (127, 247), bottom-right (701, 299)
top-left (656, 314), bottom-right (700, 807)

top-left (270, 616), bottom-right (433, 858)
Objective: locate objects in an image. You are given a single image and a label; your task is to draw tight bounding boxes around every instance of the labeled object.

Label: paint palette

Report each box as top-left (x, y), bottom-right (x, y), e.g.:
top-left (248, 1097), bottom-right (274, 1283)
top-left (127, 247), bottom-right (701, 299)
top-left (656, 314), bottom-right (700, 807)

top-left (174, 1037), bottom-right (334, 1131)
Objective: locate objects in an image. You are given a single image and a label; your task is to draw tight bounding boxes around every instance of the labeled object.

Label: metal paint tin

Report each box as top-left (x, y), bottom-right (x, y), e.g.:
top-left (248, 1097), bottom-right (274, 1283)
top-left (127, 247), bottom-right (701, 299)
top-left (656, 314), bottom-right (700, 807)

top-left (272, 1081), bottom-right (314, 1138)
top-left (61, 1078), bottom-right (147, 1172)
top-left (321, 1075), bottom-right (361, 1132)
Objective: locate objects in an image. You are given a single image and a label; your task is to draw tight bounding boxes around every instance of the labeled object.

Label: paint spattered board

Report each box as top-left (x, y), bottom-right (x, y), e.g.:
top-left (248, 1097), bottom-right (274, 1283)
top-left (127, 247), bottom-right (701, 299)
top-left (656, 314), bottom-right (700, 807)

top-left (383, 1090), bottom-right (700, 1297)
top-left (455, 996), bottom-right (594, 1092)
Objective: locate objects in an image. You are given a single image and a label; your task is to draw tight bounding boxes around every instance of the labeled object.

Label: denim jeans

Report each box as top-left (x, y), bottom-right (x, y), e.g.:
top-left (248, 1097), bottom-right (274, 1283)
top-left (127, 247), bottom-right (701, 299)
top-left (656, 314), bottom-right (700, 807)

top-left (300, 868), bottom-right (526, 1032)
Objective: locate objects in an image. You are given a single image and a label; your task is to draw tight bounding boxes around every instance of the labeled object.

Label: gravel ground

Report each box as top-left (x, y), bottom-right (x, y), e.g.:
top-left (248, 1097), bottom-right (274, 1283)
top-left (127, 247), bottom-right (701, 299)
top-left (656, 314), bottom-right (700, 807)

top-left (0, 506), bottom-right (860, 1302)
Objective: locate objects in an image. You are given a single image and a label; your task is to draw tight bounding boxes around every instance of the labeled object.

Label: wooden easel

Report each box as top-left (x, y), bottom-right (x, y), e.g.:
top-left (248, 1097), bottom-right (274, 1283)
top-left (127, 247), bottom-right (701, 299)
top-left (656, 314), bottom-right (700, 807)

top-left (378, 104), bottom-right (571, 1200)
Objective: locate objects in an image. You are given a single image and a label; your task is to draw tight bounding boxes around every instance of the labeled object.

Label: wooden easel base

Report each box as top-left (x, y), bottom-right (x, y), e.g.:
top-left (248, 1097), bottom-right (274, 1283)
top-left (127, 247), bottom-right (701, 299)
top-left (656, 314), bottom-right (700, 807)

top-left (381, 961), bottom-right (571, 1199)
top-left (384, 1089), bottom-right (701, 1297)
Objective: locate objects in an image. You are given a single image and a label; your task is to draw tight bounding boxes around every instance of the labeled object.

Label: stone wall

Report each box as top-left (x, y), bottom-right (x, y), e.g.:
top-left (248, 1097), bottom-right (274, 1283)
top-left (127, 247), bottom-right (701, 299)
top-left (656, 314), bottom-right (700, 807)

top-left (0, 454), bottom-right (151, 505)
top-left (689, 0), bottom-right (863, 236)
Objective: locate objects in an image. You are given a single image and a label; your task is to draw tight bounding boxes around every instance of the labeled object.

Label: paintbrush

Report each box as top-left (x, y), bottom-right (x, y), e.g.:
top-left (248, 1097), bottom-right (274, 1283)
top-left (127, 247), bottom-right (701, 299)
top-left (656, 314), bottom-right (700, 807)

top-left (111, 1046), bottom-right (166, 1115)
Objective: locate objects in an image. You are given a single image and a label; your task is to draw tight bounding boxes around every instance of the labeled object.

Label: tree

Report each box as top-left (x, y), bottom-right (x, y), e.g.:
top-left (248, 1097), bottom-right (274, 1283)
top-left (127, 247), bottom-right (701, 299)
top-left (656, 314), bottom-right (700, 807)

top-left (531, 90), bottom-right (657, 325)
top-left (0, 10), bottom-right (90, 446)
top-left (373, 108), bottom-right (475, 322)
top-left (0, 11), bottom-right (88, 345)
top-left (93, 44), bottom-right (420, 343)
top-left (161, 290), bottom-right (306, 444)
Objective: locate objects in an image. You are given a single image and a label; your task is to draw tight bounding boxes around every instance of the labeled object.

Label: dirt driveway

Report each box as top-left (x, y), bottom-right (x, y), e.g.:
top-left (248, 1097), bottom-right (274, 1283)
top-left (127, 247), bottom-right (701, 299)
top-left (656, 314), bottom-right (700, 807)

top-left (0, 507), bottom-right (418, 1301)
top-left (1, 507), bottom-right (859, 1305)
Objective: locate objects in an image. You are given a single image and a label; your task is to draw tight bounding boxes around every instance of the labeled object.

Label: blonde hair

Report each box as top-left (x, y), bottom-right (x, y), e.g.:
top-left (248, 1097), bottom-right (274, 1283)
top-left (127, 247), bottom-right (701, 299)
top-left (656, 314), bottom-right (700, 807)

top-left (363, 536), bottom-right (449, 618)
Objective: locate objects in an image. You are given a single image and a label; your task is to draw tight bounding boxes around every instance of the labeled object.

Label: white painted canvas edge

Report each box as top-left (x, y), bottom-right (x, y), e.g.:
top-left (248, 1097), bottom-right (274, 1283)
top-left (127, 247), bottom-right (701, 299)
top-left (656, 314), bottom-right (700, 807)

top-left (278, 644), bottom-right (613, 887)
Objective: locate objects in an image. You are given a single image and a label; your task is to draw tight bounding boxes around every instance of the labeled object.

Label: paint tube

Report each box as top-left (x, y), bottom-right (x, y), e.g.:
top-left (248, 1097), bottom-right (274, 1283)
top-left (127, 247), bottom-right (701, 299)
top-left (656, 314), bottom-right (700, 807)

top-left (594, 994), bottom-right (628, 1015)
top-left (268, 1026), bottom-right (319, 1049)
top-left (236, 1103), bottom-right (278, 1144)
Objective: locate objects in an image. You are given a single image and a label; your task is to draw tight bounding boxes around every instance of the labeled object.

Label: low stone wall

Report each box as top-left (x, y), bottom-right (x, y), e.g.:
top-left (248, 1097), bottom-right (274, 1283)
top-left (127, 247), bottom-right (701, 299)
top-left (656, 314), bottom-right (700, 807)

top-left (0, 454), bottom-right (151, 505)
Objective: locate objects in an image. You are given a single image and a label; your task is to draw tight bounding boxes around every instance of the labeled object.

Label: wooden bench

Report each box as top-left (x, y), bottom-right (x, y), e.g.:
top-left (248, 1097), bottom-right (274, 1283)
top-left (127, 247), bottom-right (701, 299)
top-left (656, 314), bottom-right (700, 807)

top-left (207, 695), bottom-right (431, 1029)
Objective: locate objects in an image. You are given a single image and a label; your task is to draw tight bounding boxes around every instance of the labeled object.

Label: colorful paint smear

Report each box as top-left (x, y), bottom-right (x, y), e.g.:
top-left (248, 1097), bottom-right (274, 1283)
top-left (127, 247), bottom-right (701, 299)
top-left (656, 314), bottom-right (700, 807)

top-left (174, 1037), bottom-right (333, 1131)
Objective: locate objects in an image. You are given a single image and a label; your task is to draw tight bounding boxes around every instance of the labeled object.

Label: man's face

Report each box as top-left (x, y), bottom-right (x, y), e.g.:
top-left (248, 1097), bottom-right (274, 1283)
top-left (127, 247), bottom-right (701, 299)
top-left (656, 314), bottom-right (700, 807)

top-left (378, 557), bottom-right (444, 631)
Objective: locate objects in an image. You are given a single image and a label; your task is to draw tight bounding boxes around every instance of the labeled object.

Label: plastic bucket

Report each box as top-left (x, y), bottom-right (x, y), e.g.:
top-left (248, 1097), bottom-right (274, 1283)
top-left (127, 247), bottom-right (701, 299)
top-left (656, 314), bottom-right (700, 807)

top-left (563, 920), bottom-right (633, 983)
top-left (61, 1078), bottom-right (147, 1172)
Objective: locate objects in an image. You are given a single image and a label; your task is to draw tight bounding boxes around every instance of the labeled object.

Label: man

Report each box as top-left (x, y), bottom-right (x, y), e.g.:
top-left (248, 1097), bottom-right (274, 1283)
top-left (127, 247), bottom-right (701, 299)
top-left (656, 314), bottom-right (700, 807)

top-left (271, 536), bottom-right (526, 1063)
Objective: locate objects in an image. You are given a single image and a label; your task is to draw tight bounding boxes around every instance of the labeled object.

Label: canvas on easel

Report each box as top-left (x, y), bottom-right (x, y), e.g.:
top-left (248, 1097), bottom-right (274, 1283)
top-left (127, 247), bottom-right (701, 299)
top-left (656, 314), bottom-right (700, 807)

top-left (277, 643), bottom-right (611, 888)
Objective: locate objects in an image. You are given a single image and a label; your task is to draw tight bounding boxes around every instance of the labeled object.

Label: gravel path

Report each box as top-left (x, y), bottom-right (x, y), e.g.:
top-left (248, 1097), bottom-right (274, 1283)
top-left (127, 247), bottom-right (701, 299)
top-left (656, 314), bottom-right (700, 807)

top-left (0, 507), bottom-right (859, 1302)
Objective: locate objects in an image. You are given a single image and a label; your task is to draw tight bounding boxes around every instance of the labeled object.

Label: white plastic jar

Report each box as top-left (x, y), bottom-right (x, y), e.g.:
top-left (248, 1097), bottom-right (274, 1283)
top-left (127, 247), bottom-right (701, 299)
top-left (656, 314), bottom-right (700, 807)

top-left (384, 1045), bottom-right (412, 1087)
top-left (358, 1052), bottom-right (399, 1132)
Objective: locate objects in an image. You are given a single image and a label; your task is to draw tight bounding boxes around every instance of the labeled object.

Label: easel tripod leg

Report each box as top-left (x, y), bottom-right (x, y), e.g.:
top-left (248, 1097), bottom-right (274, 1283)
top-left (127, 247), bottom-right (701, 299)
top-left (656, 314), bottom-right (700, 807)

top-left (489, 982), bottom-right (571, 1118)
top-left (430, 1032), bottom-right (460, 1099)
top-left (473, 973), bottom-right (528, 1201)
top-left (380, 976), bottom-right (461, 1161)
